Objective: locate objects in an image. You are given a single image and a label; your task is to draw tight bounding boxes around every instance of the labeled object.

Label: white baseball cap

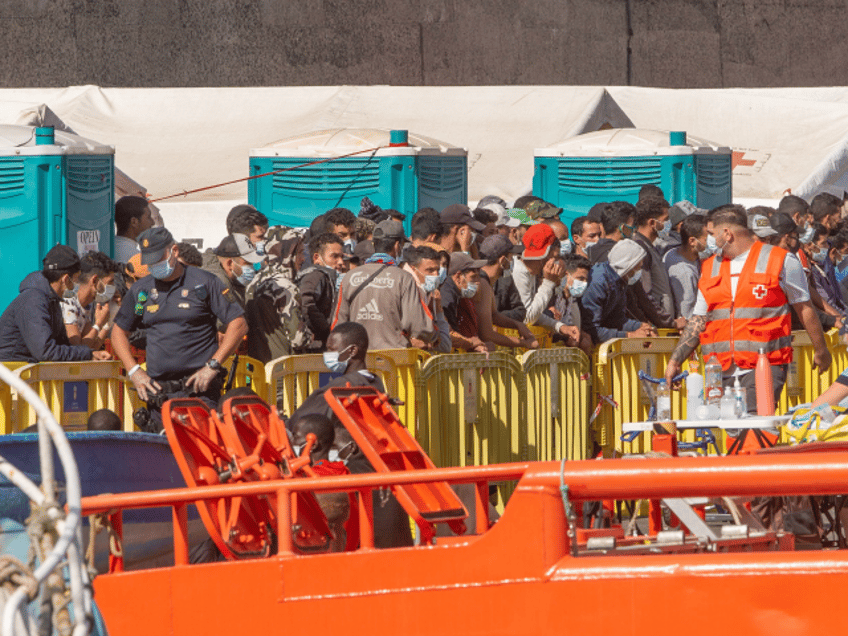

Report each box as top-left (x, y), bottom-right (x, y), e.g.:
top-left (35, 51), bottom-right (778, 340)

top-left (486, 202), bottom-right (520, 228)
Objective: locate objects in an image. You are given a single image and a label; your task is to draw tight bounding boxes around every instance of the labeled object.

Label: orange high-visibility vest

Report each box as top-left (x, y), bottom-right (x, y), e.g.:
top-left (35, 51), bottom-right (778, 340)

top-left (699, 242), bottom-right (792, 370)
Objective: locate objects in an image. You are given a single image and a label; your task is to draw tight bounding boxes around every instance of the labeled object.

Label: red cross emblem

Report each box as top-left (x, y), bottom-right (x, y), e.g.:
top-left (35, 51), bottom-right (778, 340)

top-left (752, 284), bottom-right (768, 300)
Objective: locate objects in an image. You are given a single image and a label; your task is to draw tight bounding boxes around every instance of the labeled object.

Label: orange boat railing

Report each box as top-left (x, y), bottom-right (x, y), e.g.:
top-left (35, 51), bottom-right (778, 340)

top-left (80, 450), bottom-right (848, 574)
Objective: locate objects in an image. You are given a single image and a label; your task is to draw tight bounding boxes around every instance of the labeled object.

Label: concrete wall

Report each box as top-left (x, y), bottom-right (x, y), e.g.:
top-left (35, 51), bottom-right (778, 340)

top-left (0, 0), bottom-right (844, 88)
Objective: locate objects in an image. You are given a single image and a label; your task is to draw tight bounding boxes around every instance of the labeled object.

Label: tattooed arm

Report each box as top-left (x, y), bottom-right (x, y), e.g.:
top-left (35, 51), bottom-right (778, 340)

top-left (664, 314), bottom-right (707, 387)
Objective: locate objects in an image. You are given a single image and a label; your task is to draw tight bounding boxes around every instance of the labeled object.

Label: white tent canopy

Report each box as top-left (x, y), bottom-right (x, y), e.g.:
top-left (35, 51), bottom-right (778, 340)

top-left (2, 84), bottom-right (847, 247)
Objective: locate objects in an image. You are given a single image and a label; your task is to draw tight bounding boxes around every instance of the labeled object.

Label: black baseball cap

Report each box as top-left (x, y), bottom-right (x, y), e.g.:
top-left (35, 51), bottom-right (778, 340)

top-left (372, 219), bottom-right (406, 241)
top-left (479, 234), bottom-right (523, 261)
top-left (42, 245), bottom-right (80, 272)
top-left (138, 227), bottom-right (175, 265)
top-left (441, 204), bottom-right (485, 231)
top-left (448, 252), bottom-right (488, 276)
top-left (770, 212), bottom-right (798, 237)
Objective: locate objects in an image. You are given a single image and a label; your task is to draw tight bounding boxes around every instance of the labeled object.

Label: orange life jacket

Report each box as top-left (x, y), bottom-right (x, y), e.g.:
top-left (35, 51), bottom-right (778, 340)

top-left (699, 242), bottom-right (792, 370)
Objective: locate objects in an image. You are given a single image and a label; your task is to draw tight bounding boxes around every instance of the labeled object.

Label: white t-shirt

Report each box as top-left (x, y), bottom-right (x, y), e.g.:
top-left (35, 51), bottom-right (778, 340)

top-left (114, 235), bottom-right (140, 264)
top-left (61, 297), bottom-right (92, 332)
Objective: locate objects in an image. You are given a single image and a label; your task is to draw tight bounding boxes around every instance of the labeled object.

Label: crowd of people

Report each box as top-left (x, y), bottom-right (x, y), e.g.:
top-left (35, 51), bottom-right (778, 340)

top-left (6, 189), bottom-right (848, 369)
top-left (5, 187), bottom-right (848, 549)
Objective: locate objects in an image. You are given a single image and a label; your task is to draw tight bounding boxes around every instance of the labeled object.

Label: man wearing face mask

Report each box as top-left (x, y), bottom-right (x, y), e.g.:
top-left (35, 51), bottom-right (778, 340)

top-left (61, 251), bottom-right (120, 350)
top-left (289, 321), bottom-right (414, 548)
top-left (332, 219), bottom-right (436, 350)
top-left (322, 208), bottom-right (358, 255)
top-left (480, 235), bottom-right (526, 322)
top-left (0, 245), bottom-right (111, 362)
top-left (513, 224), bottom-right (579, 340)
top-left (631, 196), bottom-right (685, 331)
top-left (804, 223), bottom-right (848, 316)
top-left (550, 255), bottom-right (593, 356)
top-left (202, 233), bottom-right (264, 311)
top-left (288, 322), bottom-right (386, 440)
top-left (570, 216), bottom-right (601, 259)
top-left (297, 233), bottom-right (346, 351)
top-left (665, 205), bottom-right (831, 419)
top-left (112, 228), bottom-right (248, 431)
top-left (402, 245), bottom-right (452, 353)
top-left (771, 213), bottom-right (842, 331)
top-left (579, 239), bottom-right (656, 345)
top-left (439, 204), bottom-right (486, 255)
top-left (440, 253), bottom-right (496, 352)
top-left (663, 215), bottom-right (709, 320)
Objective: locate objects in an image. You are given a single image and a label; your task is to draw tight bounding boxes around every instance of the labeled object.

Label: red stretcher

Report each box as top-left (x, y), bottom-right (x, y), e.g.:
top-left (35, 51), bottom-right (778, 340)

top-left (325, 386), bottom-right (468, 543)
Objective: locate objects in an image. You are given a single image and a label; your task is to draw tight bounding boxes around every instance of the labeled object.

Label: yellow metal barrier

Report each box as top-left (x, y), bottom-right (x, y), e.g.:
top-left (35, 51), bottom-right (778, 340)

top-left (1, 362), bottom-right (28, 434)
top-left (521, 347), bottom-right (592, 461)
top-left (223, 355), bottom-right (268, 400)
top-left (367, 349), bottom-right (428, 434)
top-left (12, 361), bottom-right (140, 432)
top-left (593, 337), bottom-right (686, 456)
top-left (417, 352), bottom-right (524, 471)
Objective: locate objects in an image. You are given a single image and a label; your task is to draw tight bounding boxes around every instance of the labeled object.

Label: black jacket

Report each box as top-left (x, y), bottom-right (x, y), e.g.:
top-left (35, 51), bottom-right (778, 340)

top-left (492, 272), bottom-right (526, 322)
top-left (0, 272), bottom-right (92, 362)
top-left (296, 265), bottom-right (337, 348)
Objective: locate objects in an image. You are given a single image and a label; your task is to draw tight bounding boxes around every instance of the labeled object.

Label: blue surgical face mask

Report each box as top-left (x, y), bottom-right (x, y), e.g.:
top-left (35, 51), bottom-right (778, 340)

top-left (461, 281), bottom-right (479, 299)
top-left (344, 238), bottom-right (356, 253)
top-left (254, 240), bottom-right (268, 257)
top-left (63, 281), bottom-right (80, 299)
top-left (95, 283), bottom-right (116, 305)
top-left (627, 269), bottom-right (643, 286)
top-left (235, 262), bottom-right (256, 287)
top-left (800, 225), bottom-right (816, 244)
top-left (323, 344), bottom-right (354, 374)
top-left (560, 240), bottom-right (573, 256)
top-left (438, 266), bottom-right (447, 286)
top-left (569, 279), bottom-right (588, 298)
top-left (657, 219), bottom-right (672, 240)
top-left (149, 251), bottom-right (175, 280)
top-left (584, 240), bottom-right (598, 252)
top-left (811, 247), bottom-right (828, 264)
top-left (706, 234), bottom-right (720, 256)
top-left (422, 274), bottom-right (440, 293)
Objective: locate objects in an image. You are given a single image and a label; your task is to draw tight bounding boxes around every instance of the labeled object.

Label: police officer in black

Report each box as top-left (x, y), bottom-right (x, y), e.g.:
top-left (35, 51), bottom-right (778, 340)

top-left (111, 227), bottom-right (247, 431)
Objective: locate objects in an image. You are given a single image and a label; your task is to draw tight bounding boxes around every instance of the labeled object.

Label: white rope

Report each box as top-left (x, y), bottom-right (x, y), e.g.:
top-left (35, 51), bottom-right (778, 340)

top-left (0, 364), bottom-right (90, 636)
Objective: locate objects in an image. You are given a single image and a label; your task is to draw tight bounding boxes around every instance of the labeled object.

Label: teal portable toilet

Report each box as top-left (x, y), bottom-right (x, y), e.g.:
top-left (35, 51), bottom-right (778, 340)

top-left (248, 128), bottom-right (467, 234)
top-left (533, 129), bottom-right (732, 226)
top-left (0, 125), bottom-right (115, 311)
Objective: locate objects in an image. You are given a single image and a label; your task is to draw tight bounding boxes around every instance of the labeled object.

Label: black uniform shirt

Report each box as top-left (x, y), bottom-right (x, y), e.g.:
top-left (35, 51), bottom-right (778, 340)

top-left (115, 265), bottom-right (244, 379)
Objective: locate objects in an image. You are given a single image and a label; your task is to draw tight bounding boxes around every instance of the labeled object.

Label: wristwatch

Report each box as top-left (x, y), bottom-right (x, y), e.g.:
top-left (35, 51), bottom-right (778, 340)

top-left (205, 359), bottom-right (223, 371)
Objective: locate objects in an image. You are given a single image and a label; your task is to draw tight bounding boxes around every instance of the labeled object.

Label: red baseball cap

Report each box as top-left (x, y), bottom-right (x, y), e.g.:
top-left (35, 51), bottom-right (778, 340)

top-left (521, 224), bottom-right (556, 260)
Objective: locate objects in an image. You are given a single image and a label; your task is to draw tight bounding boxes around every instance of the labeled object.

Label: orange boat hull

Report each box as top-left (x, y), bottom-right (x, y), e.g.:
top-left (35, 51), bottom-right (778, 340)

top-left (90, 455), bottom-right (848, 635)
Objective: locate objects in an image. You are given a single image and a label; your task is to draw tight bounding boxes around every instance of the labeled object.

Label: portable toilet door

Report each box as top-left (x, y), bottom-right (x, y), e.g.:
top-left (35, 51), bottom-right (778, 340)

top-left (533, 129), bottom-right (732, 226)
top-left (249, 128), bottom-right (467, 234)
top-left (0, 125), bottom-right (114, 311)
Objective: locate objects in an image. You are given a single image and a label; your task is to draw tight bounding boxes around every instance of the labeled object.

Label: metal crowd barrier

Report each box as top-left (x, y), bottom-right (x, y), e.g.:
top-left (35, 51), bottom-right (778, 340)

top-left (10, 361), bottom-right (139, 432)
top-left (521, 347), bottom-right (592, 462)
top-left (593, 337), bottom-right (685, 456)
top-left (4, 327), bottom-right (842, 470)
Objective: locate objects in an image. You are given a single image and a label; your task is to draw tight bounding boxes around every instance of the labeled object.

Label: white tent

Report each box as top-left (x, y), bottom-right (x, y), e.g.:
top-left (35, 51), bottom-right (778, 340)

top-left (3, 84), bottom-right (848, 247)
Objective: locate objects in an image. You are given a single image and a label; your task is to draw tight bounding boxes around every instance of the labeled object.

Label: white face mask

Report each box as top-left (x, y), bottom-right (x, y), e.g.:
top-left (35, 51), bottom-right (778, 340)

top-left (569, 279), bottom-right (588, 297)
top-left (63, 280), bottom-right (79, 299)
top-left (96, 283), bottom-right (116, 305)
top-left (627, 269), bottom-right (643, 286)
